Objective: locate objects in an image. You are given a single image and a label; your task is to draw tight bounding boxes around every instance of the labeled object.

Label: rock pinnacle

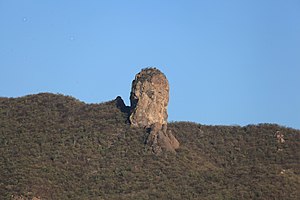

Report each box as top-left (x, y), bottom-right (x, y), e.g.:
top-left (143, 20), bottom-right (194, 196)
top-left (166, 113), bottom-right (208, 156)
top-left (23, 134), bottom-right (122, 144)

top-left (129, 67), bottom-right (179, 153)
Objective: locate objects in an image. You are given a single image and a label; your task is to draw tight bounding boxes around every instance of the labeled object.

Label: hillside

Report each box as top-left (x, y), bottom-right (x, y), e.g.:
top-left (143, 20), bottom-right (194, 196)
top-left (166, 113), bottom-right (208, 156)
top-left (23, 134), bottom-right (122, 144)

top-left (0, 93), bottom-right (299, 199)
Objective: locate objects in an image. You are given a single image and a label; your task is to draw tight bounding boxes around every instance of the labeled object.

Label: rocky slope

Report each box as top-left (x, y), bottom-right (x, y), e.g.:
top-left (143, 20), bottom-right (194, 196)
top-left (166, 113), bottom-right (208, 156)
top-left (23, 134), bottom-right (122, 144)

top-left (0, 93), bottom-right (299, 199)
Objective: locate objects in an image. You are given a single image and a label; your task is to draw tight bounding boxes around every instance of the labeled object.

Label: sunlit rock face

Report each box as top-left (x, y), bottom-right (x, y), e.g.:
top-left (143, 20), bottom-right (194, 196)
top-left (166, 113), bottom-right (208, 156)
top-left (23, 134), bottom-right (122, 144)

top-left (129, 68), bottom-right (169, 128)
top-left (129, 68), bottom-right (179, 153)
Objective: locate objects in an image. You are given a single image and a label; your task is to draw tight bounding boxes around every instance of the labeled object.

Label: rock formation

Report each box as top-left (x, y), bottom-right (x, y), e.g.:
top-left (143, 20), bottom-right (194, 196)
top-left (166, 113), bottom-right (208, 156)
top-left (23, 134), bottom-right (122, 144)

top-left (129, 68), bottom-right (179, 153)
top-left (129, 68), bottom-right (169, 127)
top-left (115, 96), bottom-right (130, 114)
top-left (146, 122), bottom-right (180, 154)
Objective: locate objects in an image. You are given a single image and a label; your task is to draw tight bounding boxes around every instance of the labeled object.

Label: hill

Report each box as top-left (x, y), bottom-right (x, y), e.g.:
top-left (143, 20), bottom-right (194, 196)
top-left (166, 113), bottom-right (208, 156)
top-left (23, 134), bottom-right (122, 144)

top-left (0, 93), bottom-right (299, 199)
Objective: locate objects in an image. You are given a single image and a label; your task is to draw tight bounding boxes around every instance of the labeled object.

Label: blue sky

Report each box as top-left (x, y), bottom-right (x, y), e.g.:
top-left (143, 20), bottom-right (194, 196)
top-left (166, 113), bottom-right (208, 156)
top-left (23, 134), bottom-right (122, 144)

top-left (1, 0), bottom-right (299, 129)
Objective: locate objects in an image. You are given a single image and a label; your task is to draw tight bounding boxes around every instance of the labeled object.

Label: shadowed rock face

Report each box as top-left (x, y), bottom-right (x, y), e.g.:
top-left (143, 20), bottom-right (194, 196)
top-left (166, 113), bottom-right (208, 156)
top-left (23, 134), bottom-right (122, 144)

top-left (129, 68), bottom-right (179, 153)
top-left (145, 122), bottom-right (180, 154)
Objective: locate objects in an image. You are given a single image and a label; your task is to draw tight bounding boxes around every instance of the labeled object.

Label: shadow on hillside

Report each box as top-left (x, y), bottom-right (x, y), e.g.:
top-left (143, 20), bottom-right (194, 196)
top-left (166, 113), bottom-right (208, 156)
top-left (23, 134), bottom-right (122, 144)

top-left (115, 96), bottom-right (131, 118)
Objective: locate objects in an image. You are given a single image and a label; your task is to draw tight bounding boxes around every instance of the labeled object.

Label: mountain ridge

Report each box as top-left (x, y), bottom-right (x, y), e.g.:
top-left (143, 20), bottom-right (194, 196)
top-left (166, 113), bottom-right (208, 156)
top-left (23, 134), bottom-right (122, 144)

top-left (1, 93), bottom-right (299, 199)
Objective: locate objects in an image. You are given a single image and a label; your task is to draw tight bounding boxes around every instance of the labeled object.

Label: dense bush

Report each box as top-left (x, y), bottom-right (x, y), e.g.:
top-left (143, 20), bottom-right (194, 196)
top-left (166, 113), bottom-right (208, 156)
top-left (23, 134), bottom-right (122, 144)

top-left (0, 93), bottom-right (299, 199)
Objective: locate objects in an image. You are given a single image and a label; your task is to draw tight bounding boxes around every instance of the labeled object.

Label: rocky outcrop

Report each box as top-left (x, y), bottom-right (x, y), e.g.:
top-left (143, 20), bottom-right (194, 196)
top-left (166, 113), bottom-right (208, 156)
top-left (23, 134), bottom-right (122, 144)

top-left (130, 68), bottom-right (169, 127)
top-left (146, 123), bottom-right (180, 154)
top-left (129, 68), bottom-right (179, 153)
top-left (115, 96), bottom-right (130, 114)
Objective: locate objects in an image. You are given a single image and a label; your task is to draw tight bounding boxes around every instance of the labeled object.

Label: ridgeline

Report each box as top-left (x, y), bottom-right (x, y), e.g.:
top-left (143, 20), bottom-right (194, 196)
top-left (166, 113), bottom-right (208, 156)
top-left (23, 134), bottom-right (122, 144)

top-left (0, 93), bottom-right (299, 199)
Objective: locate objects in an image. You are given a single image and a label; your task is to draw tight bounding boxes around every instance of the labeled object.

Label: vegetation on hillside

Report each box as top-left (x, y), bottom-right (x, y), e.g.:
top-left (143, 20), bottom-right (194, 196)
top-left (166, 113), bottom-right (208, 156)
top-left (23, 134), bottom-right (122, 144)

top-left (0, 93), bottom-right (299, 199)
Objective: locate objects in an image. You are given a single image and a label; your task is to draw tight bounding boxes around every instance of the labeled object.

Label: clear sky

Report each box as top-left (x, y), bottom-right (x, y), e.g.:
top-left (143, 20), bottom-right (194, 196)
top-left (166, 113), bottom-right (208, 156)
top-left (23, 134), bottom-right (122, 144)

top-left (1, 0), bottom-right (299, 129)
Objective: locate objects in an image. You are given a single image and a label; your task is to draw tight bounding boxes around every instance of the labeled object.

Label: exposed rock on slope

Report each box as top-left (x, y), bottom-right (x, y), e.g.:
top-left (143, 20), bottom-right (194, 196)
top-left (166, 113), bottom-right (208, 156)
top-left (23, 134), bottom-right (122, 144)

top-left (129, 68), bottom-right (179, 153)
top-left (146, 122), bottom-right (180, 154)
